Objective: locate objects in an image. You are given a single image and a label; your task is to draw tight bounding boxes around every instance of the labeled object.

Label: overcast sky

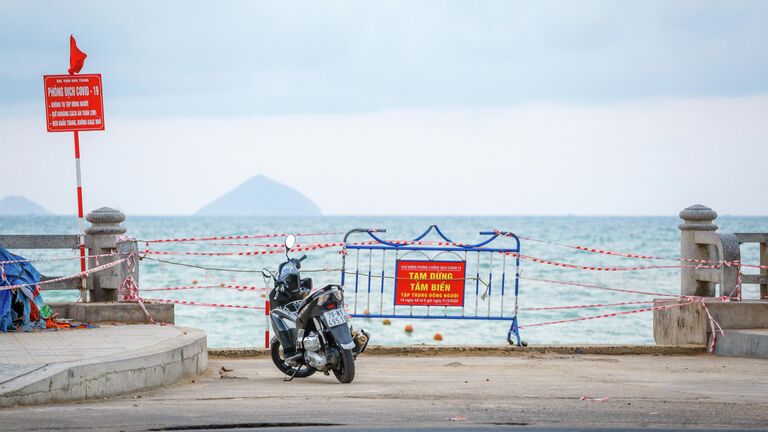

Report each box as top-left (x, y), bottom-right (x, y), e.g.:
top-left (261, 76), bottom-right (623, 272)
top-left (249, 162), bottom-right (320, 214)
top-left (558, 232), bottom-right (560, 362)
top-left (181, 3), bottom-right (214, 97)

top-left (1, 1), bottom-right (767, 215)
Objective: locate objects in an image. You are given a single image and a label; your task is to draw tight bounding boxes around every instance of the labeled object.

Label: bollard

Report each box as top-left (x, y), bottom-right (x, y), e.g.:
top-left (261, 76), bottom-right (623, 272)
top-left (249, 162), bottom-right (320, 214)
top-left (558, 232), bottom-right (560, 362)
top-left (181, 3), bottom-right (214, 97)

top-left (679, 204), bottom-right (717, 297)
top-left (85, 207), bottom-right (127, 302)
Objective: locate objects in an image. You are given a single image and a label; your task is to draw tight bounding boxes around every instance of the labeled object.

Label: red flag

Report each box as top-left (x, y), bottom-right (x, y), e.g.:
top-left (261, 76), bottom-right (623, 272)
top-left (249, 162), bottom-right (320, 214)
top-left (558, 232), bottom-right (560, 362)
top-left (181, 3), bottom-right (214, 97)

top-left (68, 35), bottom-right (87, 75)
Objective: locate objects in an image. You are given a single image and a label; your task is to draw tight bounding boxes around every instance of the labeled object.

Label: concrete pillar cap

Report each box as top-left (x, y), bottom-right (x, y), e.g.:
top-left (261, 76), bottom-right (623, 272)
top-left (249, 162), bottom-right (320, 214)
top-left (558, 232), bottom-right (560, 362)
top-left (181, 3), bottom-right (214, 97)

top-left (85, 207), bottom-right (127, 236)
top-left (679, 204), bottom-right (718, 231)
top-left (679, 204), bottom-right (717, 222)
top-left (86, 207), bottom-right (126, 224)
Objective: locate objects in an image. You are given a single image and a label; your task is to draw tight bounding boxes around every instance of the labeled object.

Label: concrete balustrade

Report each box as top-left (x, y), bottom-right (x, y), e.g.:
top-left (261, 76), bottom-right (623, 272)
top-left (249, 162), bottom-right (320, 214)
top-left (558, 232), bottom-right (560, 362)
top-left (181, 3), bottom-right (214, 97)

top-left (655, 204), bottom-right (768, 353)
top-left (0, 206), bottom-right (172, 323)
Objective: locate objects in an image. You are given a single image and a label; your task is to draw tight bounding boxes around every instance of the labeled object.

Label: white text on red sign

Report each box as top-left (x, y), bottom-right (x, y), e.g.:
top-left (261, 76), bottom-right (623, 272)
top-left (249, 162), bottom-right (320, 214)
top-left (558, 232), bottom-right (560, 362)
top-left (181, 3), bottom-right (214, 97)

top-left (43, 74), bottom-right (105, 132)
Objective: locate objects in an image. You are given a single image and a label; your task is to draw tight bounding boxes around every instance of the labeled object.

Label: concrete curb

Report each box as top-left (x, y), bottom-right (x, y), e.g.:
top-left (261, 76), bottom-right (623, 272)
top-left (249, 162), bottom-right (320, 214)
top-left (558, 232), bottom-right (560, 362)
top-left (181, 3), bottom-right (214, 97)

top-left (209, 344), bottom-right (706, 358)
top-left (714, 329), bottom-right (768, 359)
top-left (0, 327), bottom-right (207, 407)
top-left (47, 302), bottom-right (175, 324)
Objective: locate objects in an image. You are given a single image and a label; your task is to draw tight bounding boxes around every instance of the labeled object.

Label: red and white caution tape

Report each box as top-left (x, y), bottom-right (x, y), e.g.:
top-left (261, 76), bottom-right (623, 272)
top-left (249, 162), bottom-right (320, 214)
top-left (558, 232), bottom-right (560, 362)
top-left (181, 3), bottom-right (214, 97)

top-left (176, 241), bottom-right (380, 248)
top-left (145, 241), bottom-right (386, 256)
top-left (140, 297), bottom-right (265, 310)
top-left (115, 253), bottom-right (158, 323)
top-left (153, 242), bottom-right (294, 248)
top-left (0, 252), bottom-right (120, 266)
top-left (520, 300), bottom-right (655, 311)
top-left (140, 231), bottom-right (345, 244)
top-left (738, 262), bottom-right (768, 270)
top-left (513, 273), bottom-right (727, 353)
top-left (140, 284), bottom-right (269, 292)
top-left (734, 263), bottom-right (743, 300)
top-left (509, 252), bottom-right (713, 272)
top-left (508, 231), bottom-right (719, 264)
top-left (0, 258), bottom-right (128, 292)
top-left (693, 297), bottom-right (725, 352)
top-left (143, 243), bottom-right (345, 257)
top-left (497, 230), bottom-right (768, 269)
top-left (520, 275), bottom-right (681, 298)
top-left (518, 299), bottom-right (695, 329)
top-left (138, 228), bottom-right (768, 271)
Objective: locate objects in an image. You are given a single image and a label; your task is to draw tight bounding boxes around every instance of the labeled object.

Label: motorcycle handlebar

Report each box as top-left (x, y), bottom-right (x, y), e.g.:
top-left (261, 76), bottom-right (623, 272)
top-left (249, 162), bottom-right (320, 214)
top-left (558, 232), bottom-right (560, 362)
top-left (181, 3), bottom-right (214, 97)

top-left (298, 254), bottom-right (307, 263)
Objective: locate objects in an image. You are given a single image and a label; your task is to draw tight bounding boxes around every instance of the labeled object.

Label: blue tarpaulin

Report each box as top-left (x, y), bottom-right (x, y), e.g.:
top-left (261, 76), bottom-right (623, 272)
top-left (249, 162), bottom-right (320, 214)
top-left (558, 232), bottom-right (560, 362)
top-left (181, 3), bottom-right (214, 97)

top-left (0, 245), bottom-right (46, 332)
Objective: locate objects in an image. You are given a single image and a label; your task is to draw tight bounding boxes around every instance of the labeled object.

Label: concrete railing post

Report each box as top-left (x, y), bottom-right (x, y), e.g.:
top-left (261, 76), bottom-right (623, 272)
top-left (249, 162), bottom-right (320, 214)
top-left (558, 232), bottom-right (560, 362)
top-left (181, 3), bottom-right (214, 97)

top-left (761, 240), bottom-right (768, 299)
top-left (117, 239), bottom-right (140, 301)
top-left (679, 204), bottom-right (718, 297)
top-left (85, 207), bottom-right (127, 302)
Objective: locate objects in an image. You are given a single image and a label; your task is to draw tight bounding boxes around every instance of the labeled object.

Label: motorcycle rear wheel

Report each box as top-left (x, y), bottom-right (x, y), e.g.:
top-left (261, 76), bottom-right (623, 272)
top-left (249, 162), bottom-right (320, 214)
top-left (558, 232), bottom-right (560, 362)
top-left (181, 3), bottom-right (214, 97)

top-left (270, 337), bottom-right (316, 378)
top-left (332, 348), bottom-right (355, 383)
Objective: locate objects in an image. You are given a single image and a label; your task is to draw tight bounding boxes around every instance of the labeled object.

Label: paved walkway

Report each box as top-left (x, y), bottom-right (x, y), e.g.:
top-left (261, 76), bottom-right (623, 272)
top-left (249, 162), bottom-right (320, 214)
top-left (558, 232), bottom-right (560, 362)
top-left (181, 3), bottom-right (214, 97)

top-left (2, 353), bottom-right (768, 430)
top-left (0, 324), bottom-right (207, 406)
top-left (0, 325), bottom-right (190, 384)
top-left (1, 324), bottom-right (186, 362)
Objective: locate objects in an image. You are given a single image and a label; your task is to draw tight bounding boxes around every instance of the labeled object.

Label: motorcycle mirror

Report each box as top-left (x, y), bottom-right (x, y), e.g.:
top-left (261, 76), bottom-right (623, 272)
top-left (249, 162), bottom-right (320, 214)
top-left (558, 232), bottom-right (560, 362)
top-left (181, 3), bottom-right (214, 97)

top-left (262, 268), bottom-right (273, 279)
top-left (284, 234), bottom-right (297, 251)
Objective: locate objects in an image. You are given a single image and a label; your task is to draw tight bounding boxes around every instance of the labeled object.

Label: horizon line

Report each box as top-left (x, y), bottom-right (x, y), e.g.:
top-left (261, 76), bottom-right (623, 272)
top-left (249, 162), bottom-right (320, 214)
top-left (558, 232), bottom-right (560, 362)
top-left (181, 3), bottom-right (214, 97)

top-left (3, 213), bottom-right (767, 218)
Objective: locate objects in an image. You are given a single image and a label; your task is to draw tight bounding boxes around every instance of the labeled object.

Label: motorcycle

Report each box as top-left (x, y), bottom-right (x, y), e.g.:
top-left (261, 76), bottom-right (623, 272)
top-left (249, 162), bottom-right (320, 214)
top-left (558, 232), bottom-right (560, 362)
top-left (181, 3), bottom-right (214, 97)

top-left (262, 234), bottom-right (370, 383)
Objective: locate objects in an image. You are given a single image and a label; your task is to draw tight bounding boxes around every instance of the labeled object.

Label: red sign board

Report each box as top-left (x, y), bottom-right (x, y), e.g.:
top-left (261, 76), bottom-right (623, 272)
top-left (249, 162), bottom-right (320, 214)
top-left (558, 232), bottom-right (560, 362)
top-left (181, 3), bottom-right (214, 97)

top-left (43, 74), bottom-right (104, 132)
top-left (395, 260), bottom-right (466, 307)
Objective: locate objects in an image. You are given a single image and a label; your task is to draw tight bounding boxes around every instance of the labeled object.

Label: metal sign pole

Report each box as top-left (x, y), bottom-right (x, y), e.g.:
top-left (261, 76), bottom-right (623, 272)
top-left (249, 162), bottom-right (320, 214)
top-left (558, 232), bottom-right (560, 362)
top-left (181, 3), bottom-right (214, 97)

top-left (43, 36), bottom-right (105, 303)
top-left (73, 130), bottom-right (87, 302)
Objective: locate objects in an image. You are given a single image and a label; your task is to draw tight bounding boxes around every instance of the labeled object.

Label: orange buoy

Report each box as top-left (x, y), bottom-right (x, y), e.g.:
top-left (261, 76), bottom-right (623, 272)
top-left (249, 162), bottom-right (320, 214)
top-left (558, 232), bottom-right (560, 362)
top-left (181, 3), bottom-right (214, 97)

top-left (259, 293), bottom-right (266, 298)
top-left (362, 309), bottom-right (370, 315)
top-left (433, 332), bottom-right (443, 341)
top-left (404, 324), bottom-right (414, 333)
top-left (382, 319), bottom-right (392, 325)
top-left (191, 279), bottom-right (198, 285)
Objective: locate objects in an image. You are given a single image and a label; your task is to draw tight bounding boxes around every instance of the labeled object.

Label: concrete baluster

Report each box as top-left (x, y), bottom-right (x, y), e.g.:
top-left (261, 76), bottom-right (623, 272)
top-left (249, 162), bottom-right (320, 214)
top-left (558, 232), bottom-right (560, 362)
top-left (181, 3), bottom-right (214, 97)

top-left (85, 207), bottom-right (126, 302)
top-left (117, 239), bottom-right (140, 301)
top-left (679, 205), bottom-right (717, 297)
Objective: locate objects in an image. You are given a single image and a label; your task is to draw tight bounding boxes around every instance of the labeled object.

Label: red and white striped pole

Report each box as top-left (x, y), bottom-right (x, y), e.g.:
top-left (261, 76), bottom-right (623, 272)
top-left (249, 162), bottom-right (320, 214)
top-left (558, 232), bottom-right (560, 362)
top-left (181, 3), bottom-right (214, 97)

top-left (264, 300), bottom-right (270, 349)
top-left (73, 130), bottom-right (87, 302)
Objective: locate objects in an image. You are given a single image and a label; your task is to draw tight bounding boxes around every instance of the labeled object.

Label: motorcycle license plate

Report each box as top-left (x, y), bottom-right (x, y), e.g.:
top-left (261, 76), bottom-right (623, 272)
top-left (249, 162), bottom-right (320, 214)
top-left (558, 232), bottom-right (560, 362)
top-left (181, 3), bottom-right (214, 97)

top-left (323, 309), bottom-right (349, 327)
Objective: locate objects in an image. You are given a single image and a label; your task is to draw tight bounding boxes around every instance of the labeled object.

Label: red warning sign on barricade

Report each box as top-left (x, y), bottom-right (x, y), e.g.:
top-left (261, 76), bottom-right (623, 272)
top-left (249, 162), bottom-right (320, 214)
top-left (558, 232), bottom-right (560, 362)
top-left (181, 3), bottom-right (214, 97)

top-left (43, 74), bottom-right (104, 132)
top-left (395, 260), bottom-right (466, 306)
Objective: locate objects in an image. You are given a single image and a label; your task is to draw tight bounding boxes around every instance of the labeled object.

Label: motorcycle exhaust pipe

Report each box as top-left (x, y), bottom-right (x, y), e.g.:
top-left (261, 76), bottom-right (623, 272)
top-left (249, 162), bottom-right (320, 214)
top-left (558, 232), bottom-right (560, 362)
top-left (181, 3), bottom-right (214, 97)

top-left (353, 329), bottom-right (370, 354)
top-left (285, 352), bottom-right (303, 366)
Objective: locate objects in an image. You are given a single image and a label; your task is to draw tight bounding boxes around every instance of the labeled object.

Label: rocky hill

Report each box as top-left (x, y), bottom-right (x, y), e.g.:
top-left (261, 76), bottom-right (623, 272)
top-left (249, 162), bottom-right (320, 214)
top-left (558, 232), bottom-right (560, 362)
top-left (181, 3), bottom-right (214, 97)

top-left (196, 175), bottom-right (321, 216)
top-left (0, 196), bottom-right (51, 215)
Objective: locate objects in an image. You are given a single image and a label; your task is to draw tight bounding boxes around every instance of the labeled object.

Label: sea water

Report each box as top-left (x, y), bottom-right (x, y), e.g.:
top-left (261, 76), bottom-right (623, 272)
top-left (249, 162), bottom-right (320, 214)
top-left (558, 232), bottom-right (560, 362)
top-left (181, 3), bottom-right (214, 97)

top-left (2, 215), bottom-right (765, 347)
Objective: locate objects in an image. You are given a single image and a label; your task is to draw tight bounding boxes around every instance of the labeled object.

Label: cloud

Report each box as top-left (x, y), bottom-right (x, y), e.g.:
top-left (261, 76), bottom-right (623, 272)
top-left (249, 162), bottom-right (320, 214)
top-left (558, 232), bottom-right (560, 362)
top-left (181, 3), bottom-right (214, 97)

top-left (2, 94), bottom-right (766, 215)
top-left (3, 2), bottom-right (766, 216)
top-left (1, 1), bottom-right (768, 116)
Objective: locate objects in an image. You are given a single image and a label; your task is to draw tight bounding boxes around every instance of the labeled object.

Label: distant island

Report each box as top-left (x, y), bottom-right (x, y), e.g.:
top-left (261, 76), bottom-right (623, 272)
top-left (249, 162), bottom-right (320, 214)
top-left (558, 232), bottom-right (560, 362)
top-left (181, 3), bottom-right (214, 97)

top-left (0, 196), bottom-right (51, 216)
top-left (196, 175), bottom-right (321, 216)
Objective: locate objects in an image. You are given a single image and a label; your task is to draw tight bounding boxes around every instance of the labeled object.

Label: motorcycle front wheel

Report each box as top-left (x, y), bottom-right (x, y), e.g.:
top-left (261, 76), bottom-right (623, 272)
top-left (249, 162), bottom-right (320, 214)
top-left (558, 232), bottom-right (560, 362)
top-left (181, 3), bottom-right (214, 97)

top-left (332, 348), bottom-right (355, 383)
top-left (270, 337), bottom-right (316, 378)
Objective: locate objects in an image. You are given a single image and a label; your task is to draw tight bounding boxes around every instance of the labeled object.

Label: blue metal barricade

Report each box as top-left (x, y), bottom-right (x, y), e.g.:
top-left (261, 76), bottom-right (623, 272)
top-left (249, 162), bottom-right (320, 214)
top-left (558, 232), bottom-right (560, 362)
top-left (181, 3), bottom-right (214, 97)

top-left (341, 226), bottom-right (523, 346)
